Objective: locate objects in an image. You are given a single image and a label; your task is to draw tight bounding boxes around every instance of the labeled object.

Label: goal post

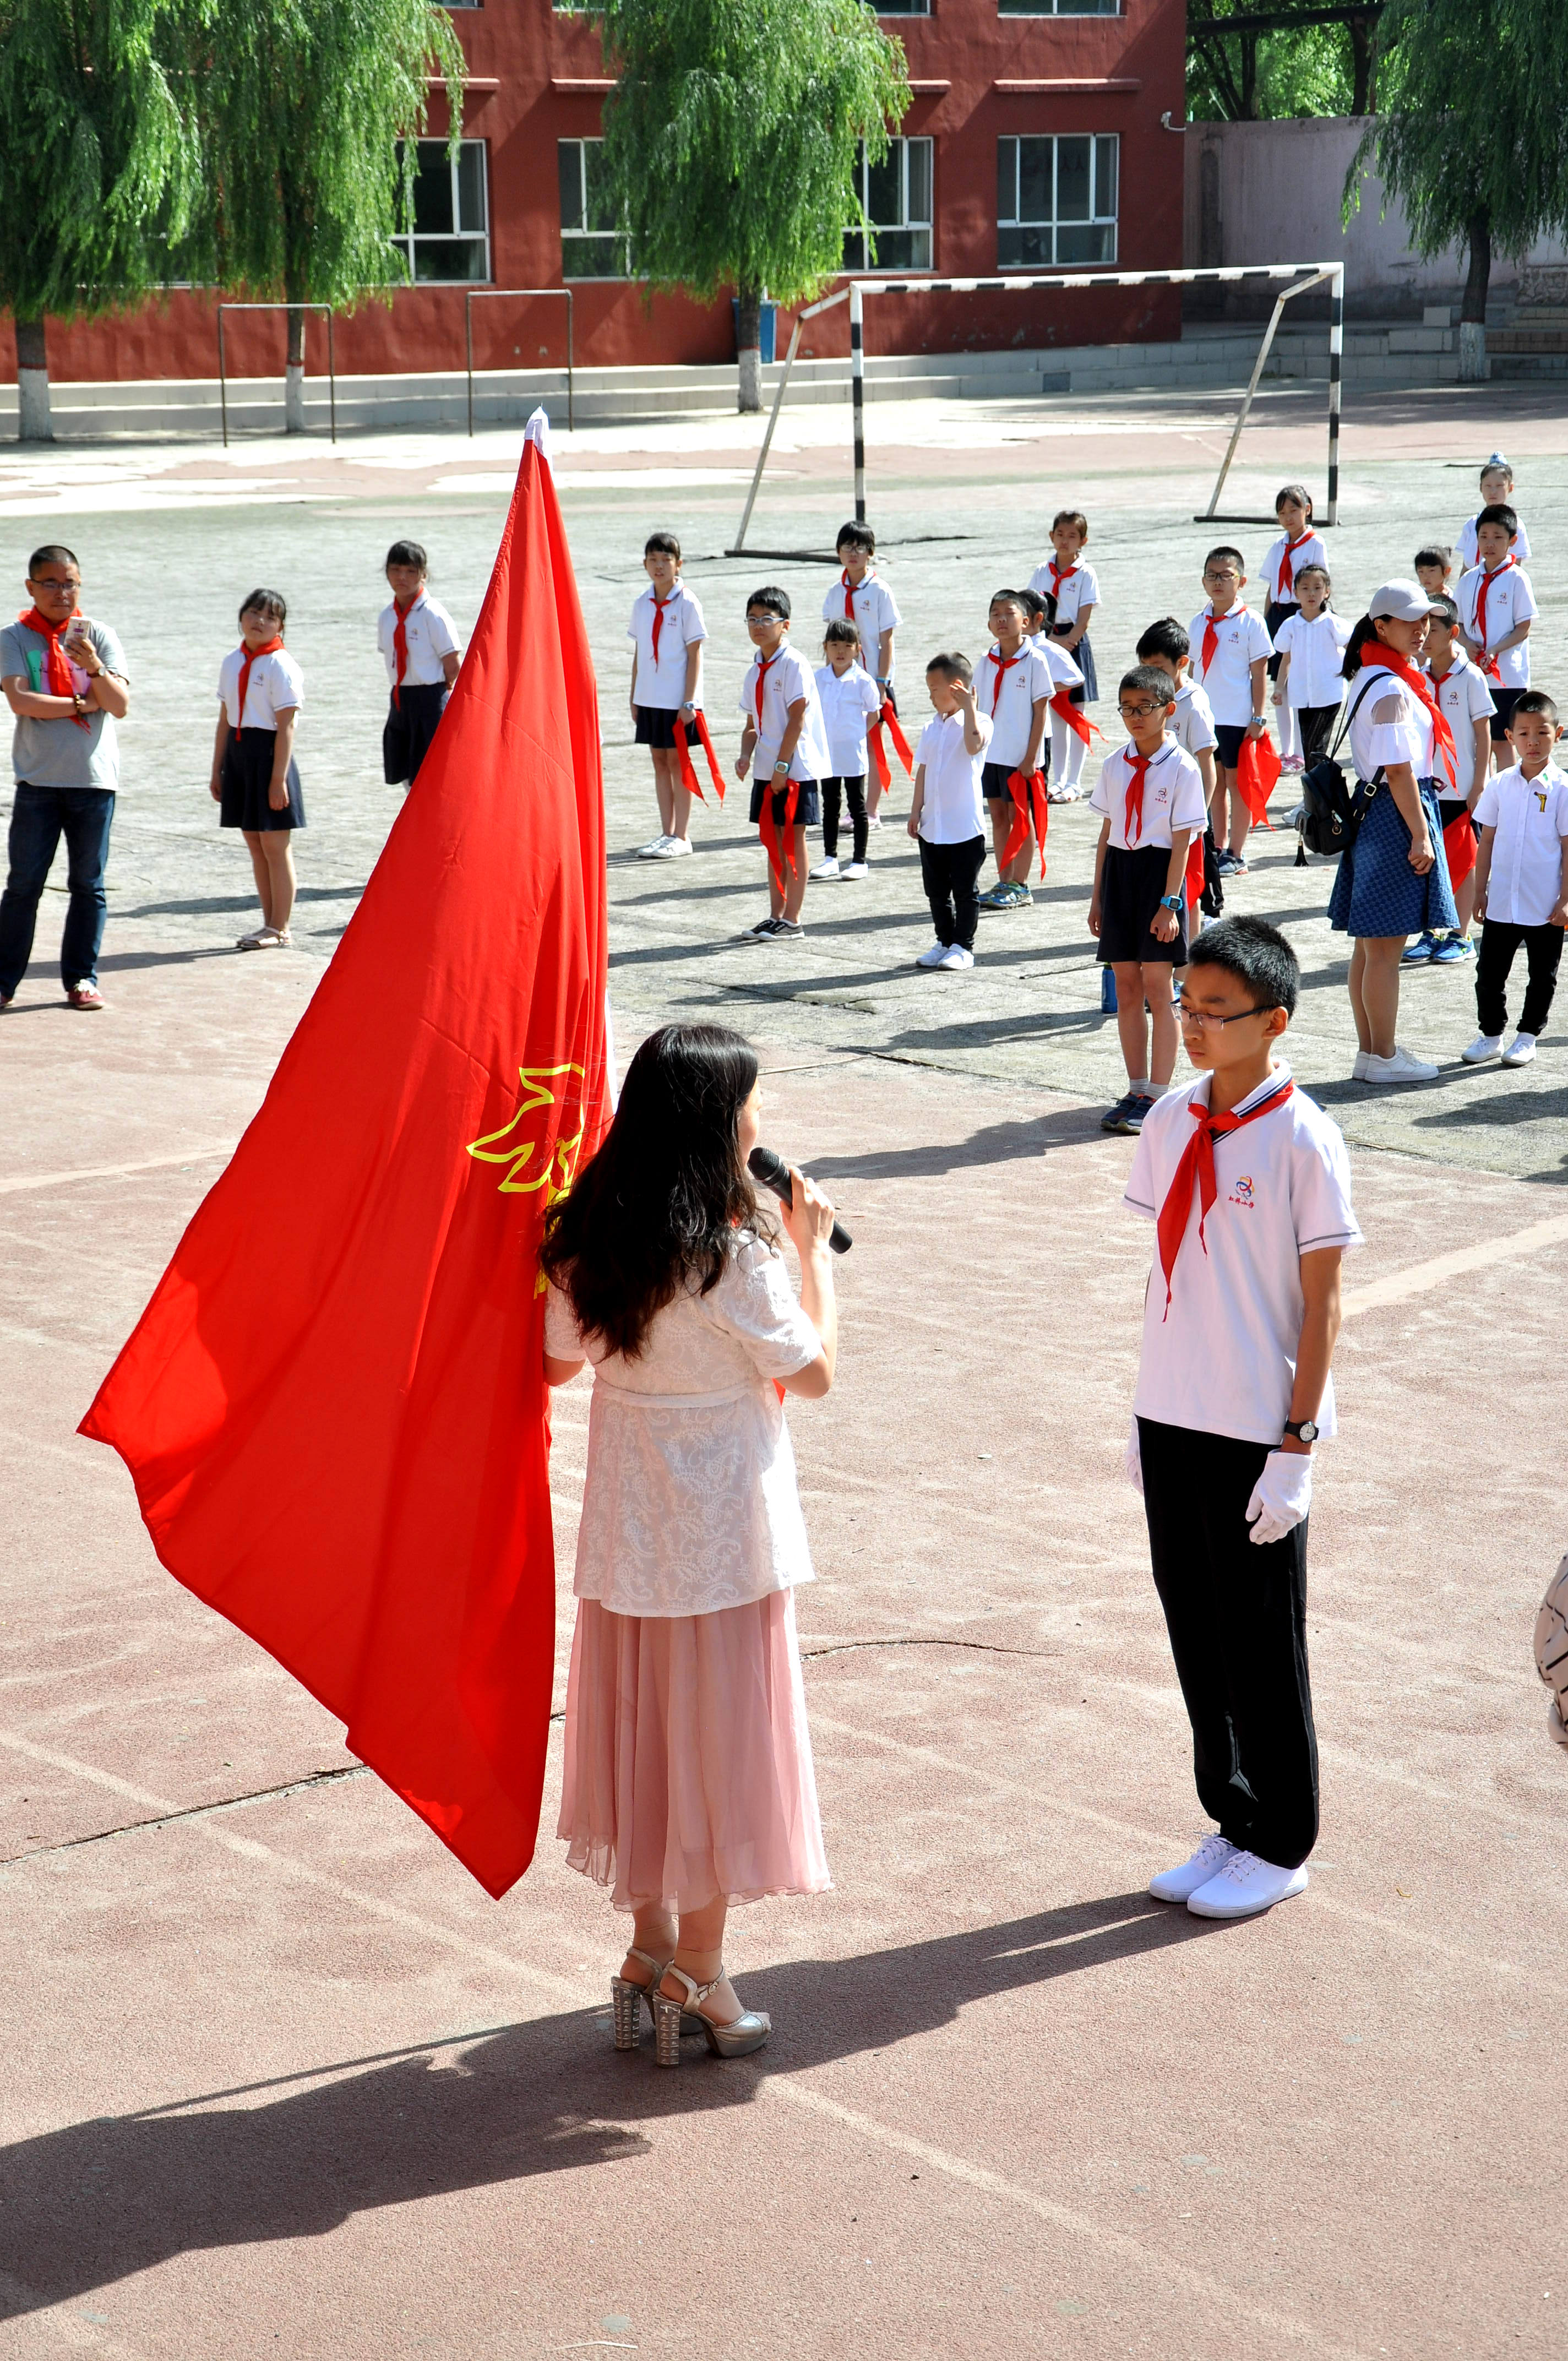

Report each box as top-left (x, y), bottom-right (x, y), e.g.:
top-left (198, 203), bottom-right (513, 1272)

top-left (727, 262), bottom-right (1346, 556)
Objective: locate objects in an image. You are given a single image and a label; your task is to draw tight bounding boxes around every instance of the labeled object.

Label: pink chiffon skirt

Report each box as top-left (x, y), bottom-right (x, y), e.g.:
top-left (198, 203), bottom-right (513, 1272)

top-left (557, 1585), bottom-right (832, 1914)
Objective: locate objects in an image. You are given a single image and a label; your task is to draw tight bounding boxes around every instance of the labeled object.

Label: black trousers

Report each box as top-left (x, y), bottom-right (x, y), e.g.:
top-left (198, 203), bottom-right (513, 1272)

top-left (1296, 703), bottom-right (1340, 763)
top-left (1139, 1417), bottom-right (1319, 1869)
top-left (918, 833), bottom-right (986, 949)
top-left (1476, 916), bottom-right (1564, 1037)
top-left (822, 775), bottom-right (868, 862)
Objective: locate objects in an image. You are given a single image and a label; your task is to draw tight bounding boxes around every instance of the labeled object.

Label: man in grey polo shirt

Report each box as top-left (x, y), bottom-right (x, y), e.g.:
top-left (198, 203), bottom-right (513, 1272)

top-left (0, 543), bottom-right (130, 1011)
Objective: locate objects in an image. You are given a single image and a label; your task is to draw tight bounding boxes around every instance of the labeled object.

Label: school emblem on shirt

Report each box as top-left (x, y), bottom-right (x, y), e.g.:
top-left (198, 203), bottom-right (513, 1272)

top-left (1537, 790), bottom-right (1550, 813)
top-left (1228, 1174), bottom-right (1256, 1207)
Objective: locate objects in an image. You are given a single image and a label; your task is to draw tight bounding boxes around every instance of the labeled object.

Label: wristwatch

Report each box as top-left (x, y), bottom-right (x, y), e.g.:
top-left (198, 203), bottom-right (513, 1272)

top-left (772, 759), bottom-right (790, 774)
top-left (1282, 1418), bottom-right (1319, 1445)
top-left (1159, 892), bottom-right (1184, 911)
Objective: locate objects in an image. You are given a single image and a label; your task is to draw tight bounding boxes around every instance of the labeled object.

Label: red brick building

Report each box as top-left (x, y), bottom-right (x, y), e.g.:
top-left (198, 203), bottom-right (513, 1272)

top-left (14, 0), bottom-right (1187, 388)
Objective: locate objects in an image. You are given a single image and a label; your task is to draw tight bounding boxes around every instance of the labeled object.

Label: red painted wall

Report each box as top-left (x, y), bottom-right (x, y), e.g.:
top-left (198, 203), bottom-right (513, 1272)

top-left (5, 0), bottom-right (1185, 383)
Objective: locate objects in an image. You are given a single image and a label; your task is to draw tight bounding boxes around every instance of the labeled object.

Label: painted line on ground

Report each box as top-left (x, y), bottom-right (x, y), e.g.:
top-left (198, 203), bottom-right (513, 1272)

top-left (1340, 1211), bottom-right (1568, 1318)
top-left (0, 1145), bottom-right (234, 1197)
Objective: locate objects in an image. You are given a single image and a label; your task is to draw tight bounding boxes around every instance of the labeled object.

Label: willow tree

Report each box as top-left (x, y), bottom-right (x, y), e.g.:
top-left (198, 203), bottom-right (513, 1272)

top-left (187, 0), bottom-right (466, 431)
top-left (0, 0), bottom-right (204, 441)
top-left (595, 0), bottom-right (909, 412)
top-left (1351, 0), bottom-right (1568, 380)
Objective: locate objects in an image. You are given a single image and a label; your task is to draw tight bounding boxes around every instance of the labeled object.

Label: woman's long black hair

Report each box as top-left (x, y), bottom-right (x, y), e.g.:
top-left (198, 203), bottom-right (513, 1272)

top-left (538, 1022), bottom-right (769, 1359)
top-left (1341, 612), bottom-right (1385, 679)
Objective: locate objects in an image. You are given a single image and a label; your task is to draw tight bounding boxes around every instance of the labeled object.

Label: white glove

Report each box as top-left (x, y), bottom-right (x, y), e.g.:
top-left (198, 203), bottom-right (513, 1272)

top-left (1124, 1420), bottom-right (1143, 1495)
top-left (1245, 1449), bottom-right (1313, 1545)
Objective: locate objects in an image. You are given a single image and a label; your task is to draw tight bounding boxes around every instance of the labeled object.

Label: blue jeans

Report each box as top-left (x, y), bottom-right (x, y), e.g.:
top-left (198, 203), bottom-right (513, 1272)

top-left (0, 785), bottom-right (116, 994)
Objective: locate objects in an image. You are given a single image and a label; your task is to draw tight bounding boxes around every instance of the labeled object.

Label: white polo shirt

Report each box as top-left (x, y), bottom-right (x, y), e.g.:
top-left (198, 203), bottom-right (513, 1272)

top-left (1188, 603), bottom-right (1275, 728)
top-left (1457, 513), bottom-right (1531, 569)
top-left (977, 641), bottom-right (1055, 769)
top-left (1027, 557), bottom-right (1101, 632)
top-left (1260, 530), bottom-right (1329, 607)
top-left (1273, 609), bottom-right (1352, 709)
top-left (1429, 654), bottom-right (1498, 800)
top-left (1124, 1063), bottom-right (1363, 1446)
top-left (739, 642), bottom-right (832, 782)
top-left (376, 591), bottom-right (460, 690)
top-left (1457, 560), bottom-right (1536, 688)
top-left (914, 709), bottom-right (993, 843)
top-left (821, 569), bottom-right (902, 681)
top-left (628, 581), bottom-right (707, 710)
top-left (1170, 679), bottom-right (1218, 758)
top-left (815, 660), bottom-right (883, 778)
top-left (1090, 741), bottom-right (1207, 852)
top-left (217, 644), bottom-right (304, 731)
top-left (1473, 764), bottom-right (1568, 927)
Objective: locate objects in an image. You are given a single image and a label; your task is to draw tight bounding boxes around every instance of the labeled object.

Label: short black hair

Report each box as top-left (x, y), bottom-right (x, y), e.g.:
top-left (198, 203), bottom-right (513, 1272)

top-left (644, 530), bottom-right (682, 560)
top-left (1476, 502), bottom-right (1519, 538)
top-left (28, 543), bottom-right (79, 576)
top-left (823, 617), bottom-right (859, 648)
top-left (836, 523), bottom-right (875, 555)
top-left (1118, 663), bottom-right (1177, 709)
top-left (385, 540), bottom-right (427, 572)
top-left (1051, 508), bottom-right (1088, 541)
top-left (926, 651), bottom-right (973, 686)
top-left (1136, 617), bottom-right (1190, 663)
top-left (1414, 544), bottom-right (1453, 570)
top-left (1204, 546), bottom-right (1245, 575)
top-left (988, 587), bottom-right (1028, 615)
top-left (1427, 595), bottom-right (1460, 629)
top-left (1186, 914), bottom-right (1299, 1019)
top-left (747, 585), bottom-right (790, 621)
top-left (239, 587), bottom-right (287, 628)
top-left (1510, 688), bottom-right (1558, 723)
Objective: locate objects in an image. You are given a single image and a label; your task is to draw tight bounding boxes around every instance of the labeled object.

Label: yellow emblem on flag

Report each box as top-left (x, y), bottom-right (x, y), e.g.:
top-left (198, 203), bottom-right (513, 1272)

top-left (467, 1064), bottom-right (590, 1288)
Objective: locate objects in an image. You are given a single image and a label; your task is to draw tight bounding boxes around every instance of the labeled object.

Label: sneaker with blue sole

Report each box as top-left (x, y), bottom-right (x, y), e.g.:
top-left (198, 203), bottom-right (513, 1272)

top-left (1431, 934), bottom-right (1472, 963)
top-left (1402, 932), bottom-right (1437, 964)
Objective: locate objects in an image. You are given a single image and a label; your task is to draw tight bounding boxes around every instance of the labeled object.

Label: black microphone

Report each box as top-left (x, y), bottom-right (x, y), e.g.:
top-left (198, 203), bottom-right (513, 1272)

top-left (748, 1145), bottom-right (852, 1255)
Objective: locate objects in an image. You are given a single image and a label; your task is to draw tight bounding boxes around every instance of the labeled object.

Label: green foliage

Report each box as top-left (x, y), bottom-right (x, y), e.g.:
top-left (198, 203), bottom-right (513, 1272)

top-left (1186, 3), bottom-right (1357, 123)
top-left (181, 0), bottom-right (467, 309)
top-left (594, 0), bottom-right (910, 305)
top-left (0, 0), bottom-right (206, 325)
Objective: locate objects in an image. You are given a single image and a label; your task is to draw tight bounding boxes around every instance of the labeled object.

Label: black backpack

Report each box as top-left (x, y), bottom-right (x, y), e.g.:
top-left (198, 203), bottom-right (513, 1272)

top-left (1297, 672), bottom-right (1384, 859)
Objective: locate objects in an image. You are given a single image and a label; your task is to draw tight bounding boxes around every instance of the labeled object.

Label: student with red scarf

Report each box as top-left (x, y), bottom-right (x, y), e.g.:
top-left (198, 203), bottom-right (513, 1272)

top-left (1327, 581), bottom-right (1460, 1084)
top-left (209, 589), bottom-right (306, 951)
top-left (0, 543), bottom-right (130, 1012)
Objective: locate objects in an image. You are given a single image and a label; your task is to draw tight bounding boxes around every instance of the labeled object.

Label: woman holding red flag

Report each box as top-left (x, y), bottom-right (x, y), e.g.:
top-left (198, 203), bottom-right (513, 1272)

top-left (1327, 581), bottom-right (1460, 1086)
top-left (540, 1023), bottom-right (836, 2066)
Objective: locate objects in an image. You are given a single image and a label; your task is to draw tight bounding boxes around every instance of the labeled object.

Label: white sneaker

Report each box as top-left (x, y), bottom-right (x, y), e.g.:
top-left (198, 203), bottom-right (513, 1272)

top-left (810, 857), bottom-right (840, 880)
top-left (1502, 1031), bottom-right (1538, 1066)
top-left (1364, 1045), bottom-right (1440, 1083)
top-left (1148, 1832), bottom-right (1237, 1904)
top-left (840, 860), bottom-right (869, 879)
top-left (1352, 1049), bottom-right (1371, 1081)
top-left (866, 813), bottom-right (884, 831)
top-left (1462, 1031), bottom-right (1504, 1064)
top-left (636, 833), bottom-right (671, 858)
top-left (938, 944), bottom-right (974, 970)
top-left (1186, 1849), bottom-right (1309, 1921)
top-left (647, 835), bottom-right (692, 859)
top-left (916, 940), bottom-right (949, 968)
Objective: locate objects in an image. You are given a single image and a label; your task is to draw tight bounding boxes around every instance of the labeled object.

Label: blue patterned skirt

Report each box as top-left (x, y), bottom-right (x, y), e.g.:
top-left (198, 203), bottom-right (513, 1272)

top-left (1327, 777), bottom-right (1457, 939)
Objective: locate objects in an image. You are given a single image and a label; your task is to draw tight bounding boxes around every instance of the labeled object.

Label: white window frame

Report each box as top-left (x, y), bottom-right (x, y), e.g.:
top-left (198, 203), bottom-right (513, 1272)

top-left (558, 138), bottom-right (638, 281)
top-left (997, 134), bottom-right (1119, 271)
top-left (391, 139), bottom-right (491, 282)
top-left (999, 0), bottom-right (1120, 15)
top-left (843, 135), bottom-right (935, 275)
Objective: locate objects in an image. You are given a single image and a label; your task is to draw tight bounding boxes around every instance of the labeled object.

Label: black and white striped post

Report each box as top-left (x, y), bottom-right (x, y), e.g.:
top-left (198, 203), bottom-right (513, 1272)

top-left (1327, 267), bottom-right (1343, 524)
top-left (850, 280), bottom-right (867, 524)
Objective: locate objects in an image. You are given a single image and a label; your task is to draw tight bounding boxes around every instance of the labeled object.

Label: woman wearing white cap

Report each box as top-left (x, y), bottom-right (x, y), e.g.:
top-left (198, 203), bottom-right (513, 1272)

top-left (1328, 580), bottom-right (1460, 1082)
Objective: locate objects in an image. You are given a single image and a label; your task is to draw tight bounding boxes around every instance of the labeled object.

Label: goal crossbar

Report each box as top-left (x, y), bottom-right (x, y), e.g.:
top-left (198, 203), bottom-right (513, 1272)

top-left (727, 262), bottom-right (1346, 555)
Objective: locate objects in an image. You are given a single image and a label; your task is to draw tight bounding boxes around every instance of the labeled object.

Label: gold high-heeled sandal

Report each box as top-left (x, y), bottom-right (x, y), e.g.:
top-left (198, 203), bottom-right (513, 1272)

top-left (609, 1948), bottom-right (673, 2051)
top-left (651, 1965), bottom-right (770, 2067)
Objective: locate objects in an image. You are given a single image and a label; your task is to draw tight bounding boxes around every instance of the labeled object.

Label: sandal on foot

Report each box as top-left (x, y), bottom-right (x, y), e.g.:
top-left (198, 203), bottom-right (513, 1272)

top-left (652, 1964), bottom-right (770, 2065)
top-left (609, 1947), bottom-right (674, 2051)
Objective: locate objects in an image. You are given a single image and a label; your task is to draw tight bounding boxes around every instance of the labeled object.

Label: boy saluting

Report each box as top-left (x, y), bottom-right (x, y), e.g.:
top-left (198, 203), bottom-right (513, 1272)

top-left (1123, 916), bottom-right (1362, 1922)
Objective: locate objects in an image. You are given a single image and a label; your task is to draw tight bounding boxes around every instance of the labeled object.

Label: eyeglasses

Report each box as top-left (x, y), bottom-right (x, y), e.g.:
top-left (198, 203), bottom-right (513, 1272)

top-left (745, 615), bottom-right (782, 629)
top-left (29, 579), bottom-right (80, 594)
top-left (1117, 701), bottom-right (1165, 720)
top-left (1177, 1003), bottom-right (1274, 1030)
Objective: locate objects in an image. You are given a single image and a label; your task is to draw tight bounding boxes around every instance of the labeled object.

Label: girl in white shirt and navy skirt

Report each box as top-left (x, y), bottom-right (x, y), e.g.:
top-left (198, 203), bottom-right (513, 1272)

top-left (209, 589), bottom-right (305, 952)
top-left (541, 1022), bottom-right (837, 2066)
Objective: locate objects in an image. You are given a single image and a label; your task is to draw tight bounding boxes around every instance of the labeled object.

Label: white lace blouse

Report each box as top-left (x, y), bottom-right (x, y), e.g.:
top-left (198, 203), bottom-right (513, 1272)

top-left (544, 1233), bottom-right (823, 1617)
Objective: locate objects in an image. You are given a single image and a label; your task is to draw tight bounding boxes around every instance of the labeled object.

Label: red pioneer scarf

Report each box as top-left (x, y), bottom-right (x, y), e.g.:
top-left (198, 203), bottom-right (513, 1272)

top-left (390, 592), bottom-right (422, 711)
top-left (1442, 803), bottom-right (1477, 888)
top-left (759, 774), bottom-right (800, 888)
top-left (20, 605), bottom-right (90, 729)
top-left (987, 647), bottom-right (1023, 713)
top-left (1050, 689), bottom-right (1098, 747)
top-left (1000, 768), bottom-right (1049, 875)
top-left (867, 699), bottom-right (912, 792)
top-left (233, 637), bottom-right (284, 741)
top-left (841, 568), bottom-right (861, 626)
top-left (1122, 749), bottom-right (1150, 846)
top-left (1184, 830), bottom-right (1207, 911)
top-left (1358, 648), bottom-right (1458, 786)
top-left (1155, 1078), bottom-right (1295, 1317)
top-left (1276, 532), bottom-right (1313, 600)
top-left (673, 708), bottom-right (726, 803)
top-left (1236, 731), bottom-right (1282, 826)
top-left (1471, 558), bottom-right (1515, 682)
top-left (1048, 559), bottom-right (1078, 603)
top-left (649, 588), bottom-right (676, 670)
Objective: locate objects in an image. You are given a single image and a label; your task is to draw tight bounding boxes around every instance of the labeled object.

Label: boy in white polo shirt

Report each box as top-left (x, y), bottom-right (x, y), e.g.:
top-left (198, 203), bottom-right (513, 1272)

top-left (823, 523), bottom-right (902, 820)
top-left (908, 651), bottom-right (992, 971)
top-left (1124, 915), bottom-right (1362, 1922)
top-left (1404, 595), bottom-right (1496, 967)
top-left (812, 617), bottom-right (883, 880)
top-left (977, 590), bottom-right (1079, 911)
top-left (1462, 691), bottom-right (1568, 1069)
top-left (378, 540), bottom-right (461, 792)
top-left (629, 530), bottom-right (709, 860)
top-left (1189, 548), bottom-right (1273, 877)
top-left (734, 585), bottom-right (831, 942)
top-left (1457, 503), bottom-right (1536, 769)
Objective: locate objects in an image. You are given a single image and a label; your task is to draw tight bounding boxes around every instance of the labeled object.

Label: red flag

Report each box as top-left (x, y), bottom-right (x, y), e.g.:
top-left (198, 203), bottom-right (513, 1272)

top-left (78, 429), bottom-right (611, 1901)
top-left (1235, 732), bottom-right (1281, 826)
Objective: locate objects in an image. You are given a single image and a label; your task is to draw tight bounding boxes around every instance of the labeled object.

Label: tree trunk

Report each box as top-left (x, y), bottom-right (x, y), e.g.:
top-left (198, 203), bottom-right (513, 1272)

top-left (14, 315), bottom-right (52, 444)
top-left (1459, 208), bottom-right (1490, 382)
top-left (1239, 31), bottom-right (1258, 119)
top-left (736, 281), bottom-right (762, 416)
top-left (1348, 13), bottom-right (1376, 116)
top-left (285, 301), bottom-right (307, 434)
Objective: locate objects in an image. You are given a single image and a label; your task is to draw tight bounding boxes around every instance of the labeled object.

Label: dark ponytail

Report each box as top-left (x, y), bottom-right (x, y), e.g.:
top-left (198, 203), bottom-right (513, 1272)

top-left (1341, 613), bottom-right (1380, 680)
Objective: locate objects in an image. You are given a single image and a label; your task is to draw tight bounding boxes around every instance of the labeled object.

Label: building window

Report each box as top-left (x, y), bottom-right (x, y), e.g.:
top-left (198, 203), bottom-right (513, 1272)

top-left (843, 137), bottom-right (934, 273)
top-left (392, 140), bottom-right (491, 281)
top-left (558, 139), bottom-right (636, 279)
top-left (875, 0), bottom-right (930, 13)
top-left (999, 0), bottom-right (1119, 13)
top-left (997, 135), bottom-right (1118, 268)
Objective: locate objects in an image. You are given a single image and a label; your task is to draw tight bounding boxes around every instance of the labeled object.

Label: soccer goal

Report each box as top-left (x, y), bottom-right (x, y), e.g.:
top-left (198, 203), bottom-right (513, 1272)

top-left (727, 263), bottom-right (1346, 556)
